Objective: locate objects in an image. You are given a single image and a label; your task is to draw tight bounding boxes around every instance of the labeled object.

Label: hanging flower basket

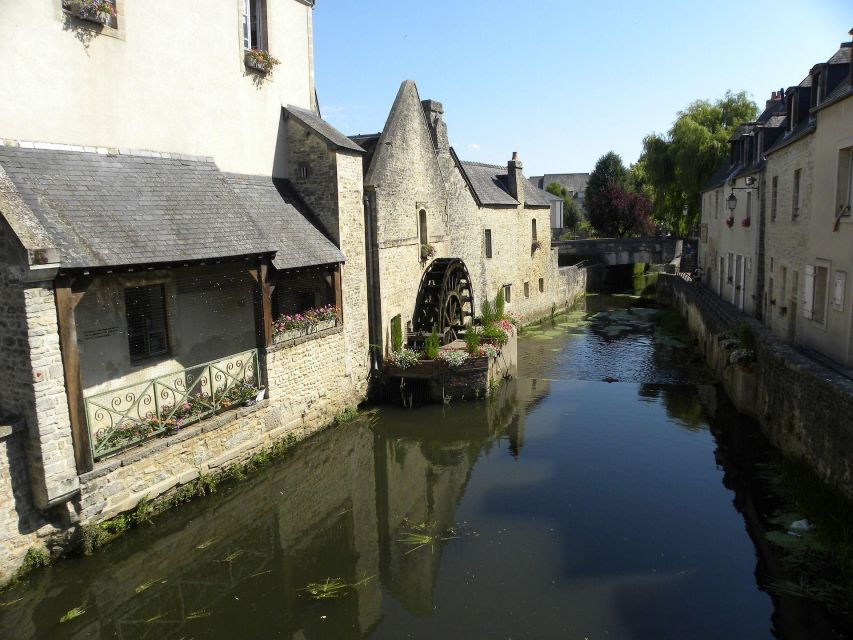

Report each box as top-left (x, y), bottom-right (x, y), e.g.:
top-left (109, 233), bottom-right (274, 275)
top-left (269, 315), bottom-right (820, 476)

top-left (245, 49), bottom-right (281, 74)
top-left (62, 0), bottom-right (115, 25)
top-left (741, 217), bottom-right (751, 228)
top-left (531, 240), bottom-right (542, 251)
top-left (420, 243), bottom-right (436, 260)
top-left (725, 216), bottom-right (735, 228)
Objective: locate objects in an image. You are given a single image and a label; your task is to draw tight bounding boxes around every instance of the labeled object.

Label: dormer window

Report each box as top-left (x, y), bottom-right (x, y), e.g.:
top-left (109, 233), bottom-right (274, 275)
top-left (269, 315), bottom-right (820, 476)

top-left (243, 0), bottom-right (267, 50)
top-left (789, 95), bottom-right (799, 132)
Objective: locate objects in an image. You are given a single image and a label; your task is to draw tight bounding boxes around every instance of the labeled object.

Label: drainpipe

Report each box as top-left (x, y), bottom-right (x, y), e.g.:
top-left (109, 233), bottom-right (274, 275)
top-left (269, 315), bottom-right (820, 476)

top-left (363, 191), bottom-right (381, 370)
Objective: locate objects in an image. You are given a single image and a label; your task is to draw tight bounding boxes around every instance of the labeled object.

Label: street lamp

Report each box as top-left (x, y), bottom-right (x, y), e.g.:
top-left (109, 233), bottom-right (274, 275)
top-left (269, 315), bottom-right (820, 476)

top-left (727, 193), bottom-right (738, 212)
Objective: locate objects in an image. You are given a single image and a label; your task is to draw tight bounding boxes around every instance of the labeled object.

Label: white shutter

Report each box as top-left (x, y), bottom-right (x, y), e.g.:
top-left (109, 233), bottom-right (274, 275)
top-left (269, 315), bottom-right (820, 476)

top-left (243, 0), bottom-right (250, 49)
top-left (803, 264), bottom-right (815, 319)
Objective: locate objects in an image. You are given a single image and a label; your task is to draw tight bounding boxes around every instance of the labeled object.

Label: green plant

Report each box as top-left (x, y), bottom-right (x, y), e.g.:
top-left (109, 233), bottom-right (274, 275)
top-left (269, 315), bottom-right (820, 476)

top-left (14, 547), bottom-right (51, 580)
top-left (464, 328), bottom-right (480, 355)
top-left (424, 327), bottom-right (440, 359)
top-left (481, 324), bottom-right (509, 347)
top-left (391, 315), bottom-right (403, 353)
top-left (480, 299), bottom-right (495, 327)
top-left (334, 406), bottom-right (359, 425)
top-left (494, 288), bottom-right (505, 320)
top-left (436, 349), bottom-right (468, 368)
top-left (386, 348), bottom-right (420, 369)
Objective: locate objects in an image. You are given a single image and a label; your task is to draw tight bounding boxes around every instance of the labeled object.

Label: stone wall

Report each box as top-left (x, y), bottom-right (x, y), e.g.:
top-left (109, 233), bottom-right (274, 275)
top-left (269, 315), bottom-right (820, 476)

top-left (659, 274), bottom-right (853, 499)
top-left (554, 264), bottom-right (587, 310)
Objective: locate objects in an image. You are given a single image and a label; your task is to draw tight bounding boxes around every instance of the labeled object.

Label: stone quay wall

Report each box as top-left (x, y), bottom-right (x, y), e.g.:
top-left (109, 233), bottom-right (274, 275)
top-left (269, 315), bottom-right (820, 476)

top-left (0, 325), bottom-right (366, 584)
top-left (658, 274), bottom-right (853, 499)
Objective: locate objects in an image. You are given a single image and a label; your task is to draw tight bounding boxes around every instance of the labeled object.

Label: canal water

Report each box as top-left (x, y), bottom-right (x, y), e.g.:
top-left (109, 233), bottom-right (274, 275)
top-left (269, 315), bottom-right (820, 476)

top-left (0, 279), bottom-right (846, 639)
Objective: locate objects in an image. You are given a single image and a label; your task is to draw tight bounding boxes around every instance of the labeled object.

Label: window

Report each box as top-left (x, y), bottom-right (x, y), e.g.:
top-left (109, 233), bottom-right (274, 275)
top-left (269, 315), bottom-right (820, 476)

top-left (125, 285), bottom-right (169, 363)
top-left (524, 282), bottom-right (530, 299)
top-left (714, 190), bottom-right (719, 219)
top-left (780, 266), bottom-right (787, 306)
top-left (531, 219), bottom-right (537, 243)
top-left (243, 0), bottom-right (266, 50)
top-left (503, 284), bottom-right (512, 304)
top-left (746, 191), bottom-right (752, 219)
top-left (297, 163), bottom-right (309, 179)
top-left (792, 168), bottom-right (801, 219)
top-left (418, 209), bottom-right (428, 245)
top-left (771, 176), bottom-right (778, 221)
top-left (484, 229), bottom-right (492, 259)
top-left (836, 147), bottom-right (853, 217)
top-left (538, 277), bottom-right (544, 293)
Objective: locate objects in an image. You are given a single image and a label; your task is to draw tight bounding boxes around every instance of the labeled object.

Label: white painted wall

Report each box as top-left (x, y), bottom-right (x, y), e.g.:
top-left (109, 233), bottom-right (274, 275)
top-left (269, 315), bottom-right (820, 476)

top-left (0, 0), bottom-right (315, 176)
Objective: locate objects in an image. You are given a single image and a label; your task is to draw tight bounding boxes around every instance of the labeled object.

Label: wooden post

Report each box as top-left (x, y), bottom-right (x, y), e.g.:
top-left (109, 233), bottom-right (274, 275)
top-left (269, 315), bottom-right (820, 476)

top-left (55, 275), bottom-right (94, 474)
top-left (250, 261), bottom-right (273, 348)
top-left (334, 264), bottom-right (343, 323)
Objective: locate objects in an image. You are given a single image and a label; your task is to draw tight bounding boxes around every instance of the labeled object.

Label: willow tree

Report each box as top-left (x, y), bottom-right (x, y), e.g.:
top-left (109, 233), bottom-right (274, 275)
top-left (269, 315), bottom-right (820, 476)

top-left (637, 91), bottom-right (758, 235)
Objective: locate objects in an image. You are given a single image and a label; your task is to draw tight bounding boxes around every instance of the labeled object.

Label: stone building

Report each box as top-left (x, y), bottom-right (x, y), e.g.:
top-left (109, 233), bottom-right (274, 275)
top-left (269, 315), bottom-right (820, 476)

top-left (351, 80), bottom-right (562, 356)
top-left (699, 31), bottom-right (853, 368)
top-left (0, 0), bottom-right (369, 581)
top-left (529, 172), bottom-right (589, 222)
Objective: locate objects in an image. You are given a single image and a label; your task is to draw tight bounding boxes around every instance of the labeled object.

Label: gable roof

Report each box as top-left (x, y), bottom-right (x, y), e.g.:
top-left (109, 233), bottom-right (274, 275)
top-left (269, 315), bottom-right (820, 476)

top-left (457, 159), bottom-right (550, 208)
top-left (222, 174), bottom-right (344, 270)
top-left (0, 145), bottom-right (343, 270)
top-left (529, 173), bottom-right (590, 193)
top-left (285, 105), bottom-right (365, 153)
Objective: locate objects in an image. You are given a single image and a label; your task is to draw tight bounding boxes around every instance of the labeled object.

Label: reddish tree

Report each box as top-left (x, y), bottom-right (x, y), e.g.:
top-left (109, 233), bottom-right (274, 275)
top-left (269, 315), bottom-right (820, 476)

top-left (587, 185), bottom-right (654, 237)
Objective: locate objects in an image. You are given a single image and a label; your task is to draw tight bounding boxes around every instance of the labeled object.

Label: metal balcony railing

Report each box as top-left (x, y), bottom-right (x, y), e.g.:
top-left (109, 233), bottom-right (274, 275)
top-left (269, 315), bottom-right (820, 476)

top-left (85, 349), bottom-right (260, 460)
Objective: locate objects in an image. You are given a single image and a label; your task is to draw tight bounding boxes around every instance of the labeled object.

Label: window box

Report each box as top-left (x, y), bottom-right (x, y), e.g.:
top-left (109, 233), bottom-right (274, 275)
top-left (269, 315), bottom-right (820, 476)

top-left (62, 0), bottom-right (115, 26)
top-left (272, 305), bottom-right (339, 344)
top-left (244, 49), bottom-right (280, 74)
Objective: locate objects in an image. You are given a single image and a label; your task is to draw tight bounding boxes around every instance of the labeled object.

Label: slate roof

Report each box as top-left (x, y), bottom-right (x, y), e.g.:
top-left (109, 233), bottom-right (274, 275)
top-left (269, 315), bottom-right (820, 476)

top-left (814, 74), bottom-right (853, 112)
top-left (703, 162), bottom-right (737, 192)
top-left (0, 145), bottom-right (343, 270)
top-left (765, 119), bottom-right (816, 156)
top-left (827, 44), bottom-right (852, 65)
top-left (529, 173), bottom-right (589, 193)
top-left (285, 106), bottom-right (365, 153)
top-left (348, 133), bottom-right (381, 176)
top-left (222, 174), bottom-right (344, 270)
top-left (458, 160), bottom-right (551, 208)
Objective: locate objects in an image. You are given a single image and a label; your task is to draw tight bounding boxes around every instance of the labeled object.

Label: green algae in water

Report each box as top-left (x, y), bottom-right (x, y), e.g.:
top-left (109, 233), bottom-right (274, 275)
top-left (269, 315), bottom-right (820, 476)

top-left (59, 605), bottom-right (86, 623)
top-left (187, 609), bottom-right (211, 620)
top-left (134, 578), bottom-right (167, 594)
top-left (301, 576), bottom-right (375, 600)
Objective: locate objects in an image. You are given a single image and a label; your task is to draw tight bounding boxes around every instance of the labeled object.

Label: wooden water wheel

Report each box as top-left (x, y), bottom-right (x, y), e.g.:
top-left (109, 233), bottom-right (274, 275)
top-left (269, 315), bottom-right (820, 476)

top-left (412, 258), bottom-right (474, 341)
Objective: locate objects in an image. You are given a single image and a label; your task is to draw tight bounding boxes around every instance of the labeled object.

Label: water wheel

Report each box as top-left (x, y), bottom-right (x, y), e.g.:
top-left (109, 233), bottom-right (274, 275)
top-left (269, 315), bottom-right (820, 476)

top-left (412, 258), bottom-right (474, 342)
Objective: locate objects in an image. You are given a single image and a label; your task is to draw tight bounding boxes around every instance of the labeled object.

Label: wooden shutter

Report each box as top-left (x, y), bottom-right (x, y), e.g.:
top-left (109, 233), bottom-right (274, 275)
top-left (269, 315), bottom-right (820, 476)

top-left (803, 264), bottom-right (815, 319)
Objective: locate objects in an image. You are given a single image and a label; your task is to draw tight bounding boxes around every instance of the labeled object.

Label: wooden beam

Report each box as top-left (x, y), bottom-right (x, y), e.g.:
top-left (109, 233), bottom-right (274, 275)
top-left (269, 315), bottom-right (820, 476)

top-left (333, 265), bottom-right (343, 323)
top-left (252, 263), bottom-right (273, 350)
top-left (54, 275), bottom-right (94, 474)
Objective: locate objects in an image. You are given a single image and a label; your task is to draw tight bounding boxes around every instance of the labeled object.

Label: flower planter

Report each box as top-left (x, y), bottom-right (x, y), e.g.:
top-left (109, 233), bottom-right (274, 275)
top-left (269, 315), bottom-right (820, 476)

top-left (244, 49), bottom-right (280, 74)
top-left (420, 244), bottom-right (436, 260)
top-left (273, 318), bottom-right (336, 343)
top-left (244, 53), bottom-right (270, 73)
top-left (62, 0), bottom-right (113, 25)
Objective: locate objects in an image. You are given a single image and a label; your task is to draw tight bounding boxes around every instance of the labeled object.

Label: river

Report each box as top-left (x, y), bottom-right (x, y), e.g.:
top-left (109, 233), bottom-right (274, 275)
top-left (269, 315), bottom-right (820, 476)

top-left (0, 278), bottom-right (846, 639)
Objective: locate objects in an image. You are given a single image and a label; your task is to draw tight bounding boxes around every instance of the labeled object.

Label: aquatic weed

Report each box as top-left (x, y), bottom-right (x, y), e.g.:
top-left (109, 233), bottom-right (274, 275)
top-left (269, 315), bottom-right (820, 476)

top-left (59, 605), bottom-right (87, 623)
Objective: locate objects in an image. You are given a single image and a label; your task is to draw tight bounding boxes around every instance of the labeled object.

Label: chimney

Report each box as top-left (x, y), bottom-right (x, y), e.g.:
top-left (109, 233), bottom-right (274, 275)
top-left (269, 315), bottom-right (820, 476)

top-left (421, 99), bottom-right (449, 153)
top-left (507, 152), bottom-right (524, 204)
top-left (766, 91), bottom-right (781, 110)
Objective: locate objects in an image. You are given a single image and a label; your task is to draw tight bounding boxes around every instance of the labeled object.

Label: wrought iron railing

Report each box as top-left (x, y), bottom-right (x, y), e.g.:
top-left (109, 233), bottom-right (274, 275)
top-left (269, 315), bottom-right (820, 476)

top-left (85, 349), bottom-right (261, 460)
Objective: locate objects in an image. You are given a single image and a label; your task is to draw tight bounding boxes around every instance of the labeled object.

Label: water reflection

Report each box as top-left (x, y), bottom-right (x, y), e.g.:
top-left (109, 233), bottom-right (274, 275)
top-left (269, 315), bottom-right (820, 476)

top-left (0, 285), bottom-right (844, 639)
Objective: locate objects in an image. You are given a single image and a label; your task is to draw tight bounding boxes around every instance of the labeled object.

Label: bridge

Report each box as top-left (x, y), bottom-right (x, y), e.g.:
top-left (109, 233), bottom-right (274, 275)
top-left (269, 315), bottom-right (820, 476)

top-left (552, 237), bottom-right (683, 267)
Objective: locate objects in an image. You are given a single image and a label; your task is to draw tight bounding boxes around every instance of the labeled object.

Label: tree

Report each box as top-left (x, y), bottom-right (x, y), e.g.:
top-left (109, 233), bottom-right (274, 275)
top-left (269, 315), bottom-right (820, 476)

top-left (545, 182), bottom-right (580, 230)
top-left (587, 184), bottom-right (653, 238)
top-left (586, 152), bottom-right (629, 236)
top-left (637, 90), bottom-right (758, 235)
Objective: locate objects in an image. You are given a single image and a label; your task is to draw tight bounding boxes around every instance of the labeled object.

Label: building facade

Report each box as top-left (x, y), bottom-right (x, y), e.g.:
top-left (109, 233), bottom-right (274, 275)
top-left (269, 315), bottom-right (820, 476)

top-left (699, 32), bottom-right (853, 368)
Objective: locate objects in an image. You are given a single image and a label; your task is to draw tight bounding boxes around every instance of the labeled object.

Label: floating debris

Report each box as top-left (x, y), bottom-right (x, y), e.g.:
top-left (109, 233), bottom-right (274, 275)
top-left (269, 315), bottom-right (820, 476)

top-left (219, 550), bottom-right (244, 563)
top-left (301, 576), bottom-right (375, 600)
top-left (0, 597), bottom-right (23, 608)
top-left (135, 578), bottom-right (167, 594)
top-left (250, 570), bottom-right (272, 579)
top-left (145, 613), bottom-right (165, 623)
top-left (186, 609), bottom-right (211, 620)
top-left (397, 521), bottom-right (458, 555)
top-left (195, 537), bottom-right (220, 550)
top-left (59, 606), bottom-right (86, 623)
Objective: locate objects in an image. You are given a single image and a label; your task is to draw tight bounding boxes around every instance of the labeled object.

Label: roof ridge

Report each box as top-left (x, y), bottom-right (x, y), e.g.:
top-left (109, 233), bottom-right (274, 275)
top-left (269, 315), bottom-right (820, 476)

top-left (0, 140), bottom-right (213, 162)
top-left (460, 159), bottom-right (505, 170)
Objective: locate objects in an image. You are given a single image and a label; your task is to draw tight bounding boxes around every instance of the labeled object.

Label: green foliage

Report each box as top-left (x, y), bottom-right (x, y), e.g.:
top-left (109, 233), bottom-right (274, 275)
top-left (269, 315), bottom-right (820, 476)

top-left (480, 298), bottom-right (495, 327)
top-left (637, 90), bottom-right (758, 235)
top-left (424, 327), bottom-right (440, 359)
top-left (494, 289), bottom-right (505, 320)
top-left (334, 406), bottom-right (359, 425)
top-left (391, 315), bottom-right (403, 353)
top-left (586, 152), bottom-right (631, 237)
top-left (481, 324), bottom-right (508, 347)
top-left (13, 547), bottom-right (51, 582)
top-left (464, 328), bottom-right (480, 356)
top-left (546, 182), bottom-right (581, 230)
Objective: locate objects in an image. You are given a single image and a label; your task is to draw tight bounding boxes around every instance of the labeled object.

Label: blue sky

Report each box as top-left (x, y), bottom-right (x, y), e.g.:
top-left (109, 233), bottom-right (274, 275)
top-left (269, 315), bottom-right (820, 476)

top-left (313, 1), bottom-right (851, 177)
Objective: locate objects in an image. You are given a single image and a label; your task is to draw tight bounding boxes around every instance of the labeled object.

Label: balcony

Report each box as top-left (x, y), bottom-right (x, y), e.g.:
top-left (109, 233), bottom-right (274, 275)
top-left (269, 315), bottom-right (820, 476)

top-left (85, 349), bottom-right (262, 460)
